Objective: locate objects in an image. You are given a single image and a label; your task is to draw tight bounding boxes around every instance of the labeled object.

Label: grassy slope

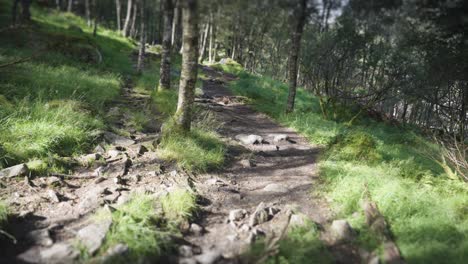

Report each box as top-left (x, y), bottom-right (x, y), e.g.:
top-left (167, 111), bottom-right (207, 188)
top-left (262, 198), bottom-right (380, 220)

top-left (0, 1), bottom-right (134, 170)
top-left (223, 65), bottom-right (468, 263)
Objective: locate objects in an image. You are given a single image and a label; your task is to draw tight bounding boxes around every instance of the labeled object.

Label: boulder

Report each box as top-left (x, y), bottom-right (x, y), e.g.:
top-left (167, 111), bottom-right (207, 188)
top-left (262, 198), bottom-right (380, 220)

top-left (262, 183), bottom-right (289, 193)
top-left (26, 229), bottom-right (53, 247)
top-left (235, 134), bottom-right (264, 145)
top-left (179, 245), bottom-right (193, 258)
top-left (0, 164), bottom-right (29, 178)
top-left (100, 243), bottom-right (129, 262)
top-left (39, 243), bottom-right (79, 264)
top-left (194, 250), bottom-right (222, 264)
top-left (189, 223), bottom-right (203, 236)
top-left (229, 209), bottom-right (247, 222)
top-left (249, 202), bottom-right (270, 226)
top-left (272, 134), bottom-right (289, 142)
top-left (331, 219), bottom-right (355, 243)
top-left (77, 216), bottom-right (113, 255)
top-left (104, 132), bottom-right (135, 147)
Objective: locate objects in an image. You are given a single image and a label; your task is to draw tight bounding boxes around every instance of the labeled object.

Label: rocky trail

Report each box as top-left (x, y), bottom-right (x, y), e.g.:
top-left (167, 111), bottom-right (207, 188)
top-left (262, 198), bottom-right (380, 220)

top-left (0, 66), bottom-right (363, 264)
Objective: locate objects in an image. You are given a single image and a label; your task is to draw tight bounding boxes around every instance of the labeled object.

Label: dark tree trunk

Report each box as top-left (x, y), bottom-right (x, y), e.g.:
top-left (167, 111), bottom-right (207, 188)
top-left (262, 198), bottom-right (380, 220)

top-left (286, 0), bottom-right (308, 113)
top-left (175, 0), bottom-right (198, 132)
top-left (12, 0), bottom-right (19, 25)
top-left (158, 0), bottom-right (174, 91)
top-left (122, 0), bottom-right (132, 36)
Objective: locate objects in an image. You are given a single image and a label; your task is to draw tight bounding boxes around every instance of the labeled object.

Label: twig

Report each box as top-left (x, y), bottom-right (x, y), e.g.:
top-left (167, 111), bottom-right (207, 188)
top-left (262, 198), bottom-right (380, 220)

top-left (0, 229), bottom-right (17, 244)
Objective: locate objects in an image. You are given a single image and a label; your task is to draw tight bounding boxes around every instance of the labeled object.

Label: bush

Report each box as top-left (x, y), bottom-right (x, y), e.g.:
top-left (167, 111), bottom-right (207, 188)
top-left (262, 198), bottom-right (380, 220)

top-left (328, 130), bottom-right (381, 162)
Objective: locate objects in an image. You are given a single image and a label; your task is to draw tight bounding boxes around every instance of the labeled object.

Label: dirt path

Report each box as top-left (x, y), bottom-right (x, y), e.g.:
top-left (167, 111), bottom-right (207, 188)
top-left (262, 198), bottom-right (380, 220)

top-left (178, 67), bottom-right (356, 263)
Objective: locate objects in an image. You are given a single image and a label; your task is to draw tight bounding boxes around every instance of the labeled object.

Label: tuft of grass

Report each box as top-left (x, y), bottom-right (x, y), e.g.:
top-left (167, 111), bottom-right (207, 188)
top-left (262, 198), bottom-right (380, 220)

top-left (0, 201), bottom-right (7, 228)
top-left (210, 59), bottom-right (244, 75)
top-left (102, 195), bottom-right (171, 262)
top-left (161, 188), bottom-right (198, 224)
top-left (225, 67), bottom-right (468, 263)
top-left (248, 221), bottom-right (333, 264)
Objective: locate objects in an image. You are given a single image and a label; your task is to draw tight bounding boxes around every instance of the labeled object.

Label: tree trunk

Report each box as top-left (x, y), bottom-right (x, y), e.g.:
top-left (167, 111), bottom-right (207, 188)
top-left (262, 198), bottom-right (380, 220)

top-left (12, 0), bottom-right (19, 25)
top-left (116, 0), bottom-right (122, 31)
top-left (129, 0), bottom-right (138, 38)
top-left (208, 13), bottom-right (214, 63)
top-left (122, 0), bottom-right (132, 36)
top-left (56, 0), bottom-right (60, 10)
top-left (286, 0), bottom-right (308, 113)
top-left (175, 0), bottom-right (198, 132)
top-left (137, 0), bottom-right (146, 73)
top-left (67, 0), bottom-right (73, 12)
top-left (85, 0), bottom-right (91, 27)
top-left (198, 22), bottom-right (209, 63)
top-left (158, 0), bottom-right (174, 91)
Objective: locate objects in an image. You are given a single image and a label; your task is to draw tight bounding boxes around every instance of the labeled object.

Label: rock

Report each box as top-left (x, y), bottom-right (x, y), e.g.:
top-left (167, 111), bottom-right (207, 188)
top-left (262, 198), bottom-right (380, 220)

top-left (94, 176), bottom-right (106, 184)
top-left (194, 250), bottom-right (222, 264)
top-left (189, 223), bottom-right (203, 236)
top-left (104, 132), bottom-right (135, 147)
top-left (239, 159), bottom-right (256, 168)
top-left (94, 144), bottom-right (106, 154)
top-left (331, 219), bottom-right (355, 243)
top-left (47, 189), bottom-right (60, 203)
top-left (77, 153), bottom-right (102, 166)
top-left (102, 157), bottom-right (131, 178)
top-left (205, 178), bottom-right (227, 187)
top-left (107, 149), bottom-right (122, 159)
top-left (289, 214), bottom-right (308, 227)
top-left (137, 145), bottom-right (148, 156)
top-left (26, 229), bottom-right (53, 247)
top-left (180, 258), bottom-right (197, 264)
top-left (101, 243), bottom-right (129, 262)
top-left (77, 217), bottom-right (113, 254)
top-left (46, 176), bottom-right (62, 186)
top-left (249, 202), bottom-right (270, 226)
top-left (262, 183), bottom-right (289, 193)
top-left (235, 134), bottom-right (264, 145)
top-left (0, 163), bottom-right (29, 178)
top-left (272, 134), bottom-right (289, 142)
top-left (76, 186), bottom-right (106, 215)
top-left (229, 209), bottom-right (247, 222)
top-left (40, 243), bottom-right (79, 264)
top-left (179, 245), bottom-right (193, 258)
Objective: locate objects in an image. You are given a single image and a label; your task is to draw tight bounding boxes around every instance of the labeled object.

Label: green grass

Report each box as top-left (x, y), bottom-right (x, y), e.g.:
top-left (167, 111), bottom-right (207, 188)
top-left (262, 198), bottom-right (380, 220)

top-left (226, 67), bottom-right (468, 263)
top-left (0, 201), bottom-right (7, 228)
top-left (0, 1), bottom-right (135, 169)
top-left (210, 58), bottom-right (244, 75)
top-left (99, 190), bottom-right (197, 262)
top-left (248, 221), bottom-right (333, 264)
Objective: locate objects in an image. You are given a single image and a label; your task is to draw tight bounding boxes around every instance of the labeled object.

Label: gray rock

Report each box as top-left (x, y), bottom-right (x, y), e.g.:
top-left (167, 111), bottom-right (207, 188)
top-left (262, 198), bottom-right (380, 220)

top-left (239, 159), bottom-right (256, 168)
top-left (179, 245), bottom-right (193, 258)
top-left (77, 217), bottom-right (113, 254)
top-left (194, 250), bottom-right (222, 264)
top-left (190, 223), bottom-right (203, 236)
top-left (107, 149), bottom-right (122, 159)
top-left (289, 214), bottom-right (308, 227)
top-left (229, 209), bottom-right (247, 222)
top-left (137, 145), bottom-right (148, 155)
top-left (94, 144), bottom-right (106, 154)
top-left (179, 258), bottom-right (197, 264)
top-left (77, 153), bottom-right (102, 166)
top-left (26, 229), bottom-right (53, 247)
top-left (272, 134), bottom-right (290, 142)
top-left (46, 176), bottom-right (62, 186)
top-left (262, 183), bottom-right (289, 193)
top-left (104, 132), bottom-right (135, 147)
top-left (249, 202), bottom-right (270, 226)
top-left (235, 134), bottom-right (264, 145)
top-left (331, 219), bottom-right (355, 243)
top-left (76, 186), bottom-right (106, 215)
top-left (100, 243), bottom-right (129, 262)
top-left (40, 243), bottom-right (79, 264)
top-left (0, 163), bottom-right (29, 178)
top-left (47, 189), bottom-right (60, 203)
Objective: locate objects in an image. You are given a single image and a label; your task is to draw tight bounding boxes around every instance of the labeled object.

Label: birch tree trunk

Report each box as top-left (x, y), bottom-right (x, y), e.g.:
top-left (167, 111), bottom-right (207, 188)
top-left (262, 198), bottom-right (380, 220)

top-left (85, 0), bottom-right (91, 27)
top-left (116, 0), bottom-right (122, 31)
top-left (122, 0), bottom-right (133, 36)
top-left (137, 0), bottom-right (146, 73)
top-left (67, 0), bottom-right (73, 12)
top-left (198, 22), bottom-right (209, 63)
top-left (129, 0), bottom-right (138, 38)
top-left (286, 0), bottom-right (308, 113)
top-left (158, 0), bottom-right (174, 91)
top-left (175, 0), bottom-right (198, 132)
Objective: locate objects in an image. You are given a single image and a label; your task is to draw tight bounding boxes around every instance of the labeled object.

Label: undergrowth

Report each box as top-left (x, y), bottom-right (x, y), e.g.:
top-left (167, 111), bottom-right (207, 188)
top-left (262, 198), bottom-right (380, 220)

top-left (226, 65), bottom-right (468, 263)
top-left (0, 201), bottom-right (7, 228)
top-left (0, 1), bottom-right (134, 170)
top-left (99, 190), bottom-right (197, 262)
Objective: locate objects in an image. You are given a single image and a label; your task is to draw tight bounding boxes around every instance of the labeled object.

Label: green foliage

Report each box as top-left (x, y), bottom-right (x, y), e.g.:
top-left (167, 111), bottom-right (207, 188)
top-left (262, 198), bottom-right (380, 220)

top-left (227, 70), bottom-right (468, 263)
top-left (248, 221), bottom-right (332, 264)
top-left (0, 201), bottom-right (7, 227)
top-left (102, 195), bottom-right (171, 261)
top-left (160, 189), bottom-right (198, 224)
top-left (0, 4), bottom-right (135, 169)
top-left (210, 59), bottom-right (244, 75)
